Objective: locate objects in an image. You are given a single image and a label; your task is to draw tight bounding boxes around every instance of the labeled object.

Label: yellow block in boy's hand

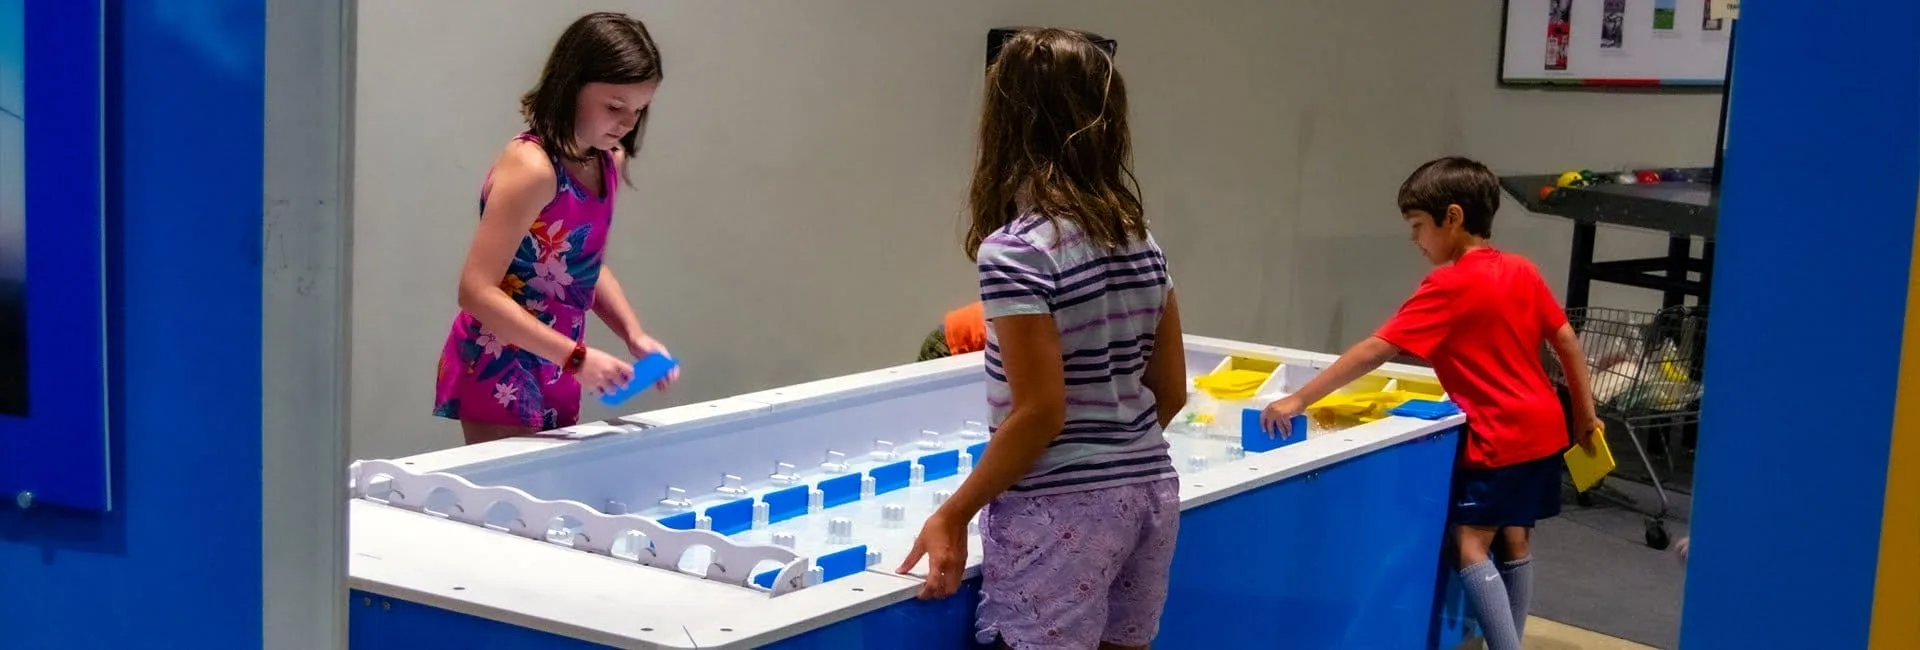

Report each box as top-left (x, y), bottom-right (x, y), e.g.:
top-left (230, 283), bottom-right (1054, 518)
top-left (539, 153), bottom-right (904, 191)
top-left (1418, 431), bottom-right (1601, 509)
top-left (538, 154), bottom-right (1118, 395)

top-left (1565, 423), bottom-right (1617, 493)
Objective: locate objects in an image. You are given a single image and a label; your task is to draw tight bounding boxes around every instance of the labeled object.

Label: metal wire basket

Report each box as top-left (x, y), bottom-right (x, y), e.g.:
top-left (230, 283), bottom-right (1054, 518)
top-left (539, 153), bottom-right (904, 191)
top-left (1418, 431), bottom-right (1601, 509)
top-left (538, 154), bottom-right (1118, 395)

top-left (1551, 306), bottom-right (1708, 415)
top-left (1544, 305), bottom-right (1708, 549)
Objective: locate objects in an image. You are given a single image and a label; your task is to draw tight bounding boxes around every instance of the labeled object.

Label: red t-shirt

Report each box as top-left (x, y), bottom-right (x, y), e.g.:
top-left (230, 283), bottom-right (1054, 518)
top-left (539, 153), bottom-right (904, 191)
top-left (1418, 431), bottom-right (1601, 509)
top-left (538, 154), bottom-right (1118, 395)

top-left (1374, 248), bottom-right (1570, 469)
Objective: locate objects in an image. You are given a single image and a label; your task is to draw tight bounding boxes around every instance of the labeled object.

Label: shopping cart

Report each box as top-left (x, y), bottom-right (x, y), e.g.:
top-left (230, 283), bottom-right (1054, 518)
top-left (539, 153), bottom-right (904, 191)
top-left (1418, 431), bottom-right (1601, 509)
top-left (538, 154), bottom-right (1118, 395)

top-left (1544, 305), bottom-right (1708, 550)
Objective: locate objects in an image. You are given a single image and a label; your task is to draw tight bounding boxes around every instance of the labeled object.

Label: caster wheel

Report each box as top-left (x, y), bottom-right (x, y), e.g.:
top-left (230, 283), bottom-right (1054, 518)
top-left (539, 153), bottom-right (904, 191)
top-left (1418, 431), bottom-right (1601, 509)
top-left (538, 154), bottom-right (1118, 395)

top-left (1645, 520), bottom-right (1671, 550)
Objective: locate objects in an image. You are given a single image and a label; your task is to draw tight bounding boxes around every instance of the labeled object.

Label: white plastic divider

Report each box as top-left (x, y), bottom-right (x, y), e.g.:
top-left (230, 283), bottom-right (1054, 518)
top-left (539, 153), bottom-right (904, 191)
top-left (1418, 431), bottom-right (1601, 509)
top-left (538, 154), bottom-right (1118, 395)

top-left (348, 459), bottom-right (815, 596)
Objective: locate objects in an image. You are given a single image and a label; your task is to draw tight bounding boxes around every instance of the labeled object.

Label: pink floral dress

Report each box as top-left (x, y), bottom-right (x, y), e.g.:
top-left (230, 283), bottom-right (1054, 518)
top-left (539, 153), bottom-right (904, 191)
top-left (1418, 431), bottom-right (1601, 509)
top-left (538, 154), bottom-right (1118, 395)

top-left (433, 133), bottom-right (615, 430)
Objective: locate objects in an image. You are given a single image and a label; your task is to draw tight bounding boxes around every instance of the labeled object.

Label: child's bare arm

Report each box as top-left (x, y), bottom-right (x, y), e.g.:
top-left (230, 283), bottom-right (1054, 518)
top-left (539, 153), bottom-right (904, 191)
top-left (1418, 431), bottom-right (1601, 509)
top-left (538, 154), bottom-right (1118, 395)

top-left (455, 142), bottom-right (577, 364)
top-left (1289, 337), bottom-right (1401, 407)
top-left (938, 314), bottom-right (1066, 520)
top-left (1140, 289), bottom-right (1188, 431)
top-left (1549, 322), bottom-right (1602, 446)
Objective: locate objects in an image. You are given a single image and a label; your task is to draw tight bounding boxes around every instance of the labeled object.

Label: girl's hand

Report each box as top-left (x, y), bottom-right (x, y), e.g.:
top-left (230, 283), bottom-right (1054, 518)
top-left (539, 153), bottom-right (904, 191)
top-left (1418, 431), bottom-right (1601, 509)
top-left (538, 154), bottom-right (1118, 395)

top-left (576, 347), bottom-right (635, 396)
top-left (623, 332), bottom-right (680, 390)
top-left (897, 512), bottom-right (969, 600)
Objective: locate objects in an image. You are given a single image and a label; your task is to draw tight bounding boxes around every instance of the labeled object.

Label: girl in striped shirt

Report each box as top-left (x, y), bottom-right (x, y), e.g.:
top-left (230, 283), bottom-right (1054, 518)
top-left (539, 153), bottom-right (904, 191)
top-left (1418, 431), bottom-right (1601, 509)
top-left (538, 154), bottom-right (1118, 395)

top-left (898, 27), bottom-right (1189, 650)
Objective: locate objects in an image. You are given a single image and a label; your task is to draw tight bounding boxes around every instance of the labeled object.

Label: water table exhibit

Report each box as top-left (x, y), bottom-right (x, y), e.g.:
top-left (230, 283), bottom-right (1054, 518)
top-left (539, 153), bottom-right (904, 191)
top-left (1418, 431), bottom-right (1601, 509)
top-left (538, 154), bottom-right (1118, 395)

top-left (345, 334), bottom-right (1482, 649)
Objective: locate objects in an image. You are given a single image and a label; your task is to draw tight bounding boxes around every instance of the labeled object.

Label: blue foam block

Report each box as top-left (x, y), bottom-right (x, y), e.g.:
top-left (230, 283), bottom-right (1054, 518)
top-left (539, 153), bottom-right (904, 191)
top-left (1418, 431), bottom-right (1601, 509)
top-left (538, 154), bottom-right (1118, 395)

top-left (705, 497), bottom-right (756, 536)
top-left (762, 484), bottom-right (810, 525)
top-left (597, 352), bottom-right (680, 406)
top-left (658, 511), bottom-right (697, 531)
top-left (1241, 409), bottom-right (1309, 453)
top-left (966, 442), bottom-right (987, 462)
top-left (918, 449), bottom-right (961, 482)
top-left (1386, 398), bottom-right (1461, 420)
top-left (750, 544), bottom-right (871, 590)
top-left (818, 473), bottom-right (862, 509)
top-left (816, 545), bottom-right (870, 583)
top-left (869, 460), bottom-right (912, 495)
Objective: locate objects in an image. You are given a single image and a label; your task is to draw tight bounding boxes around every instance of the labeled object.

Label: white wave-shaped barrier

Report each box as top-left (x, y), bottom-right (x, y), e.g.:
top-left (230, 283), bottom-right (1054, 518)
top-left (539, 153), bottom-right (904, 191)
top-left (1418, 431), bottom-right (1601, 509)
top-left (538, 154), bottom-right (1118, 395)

top-left (349, 460), bottom-right (813, 596)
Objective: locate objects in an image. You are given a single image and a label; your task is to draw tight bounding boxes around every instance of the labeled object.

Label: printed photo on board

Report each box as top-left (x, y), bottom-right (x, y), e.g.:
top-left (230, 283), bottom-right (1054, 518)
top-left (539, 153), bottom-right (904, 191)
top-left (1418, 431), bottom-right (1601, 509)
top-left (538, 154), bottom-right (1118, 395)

top-left (1602, 0), bottom-right (1626, 49)
top-left (1544, 0), bottom-right (1572, 70)
top-left (1653, 0), bottom-right (1677, 30)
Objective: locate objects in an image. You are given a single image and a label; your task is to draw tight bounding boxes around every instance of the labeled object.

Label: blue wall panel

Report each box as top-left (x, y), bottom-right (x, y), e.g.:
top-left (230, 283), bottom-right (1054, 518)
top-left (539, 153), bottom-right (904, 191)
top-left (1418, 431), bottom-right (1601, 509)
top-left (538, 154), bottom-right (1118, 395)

top-left (1680, 1), bottom-right (1920, 647)
top-left (0, 1), bottom-right (265, 647)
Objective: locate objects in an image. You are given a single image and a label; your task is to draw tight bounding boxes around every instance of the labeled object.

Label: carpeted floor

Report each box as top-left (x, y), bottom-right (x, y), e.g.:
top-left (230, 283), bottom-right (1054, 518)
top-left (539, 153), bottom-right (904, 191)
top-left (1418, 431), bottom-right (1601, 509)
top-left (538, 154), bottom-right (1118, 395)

top-left (1530, 478), bottom-right (1691, 649)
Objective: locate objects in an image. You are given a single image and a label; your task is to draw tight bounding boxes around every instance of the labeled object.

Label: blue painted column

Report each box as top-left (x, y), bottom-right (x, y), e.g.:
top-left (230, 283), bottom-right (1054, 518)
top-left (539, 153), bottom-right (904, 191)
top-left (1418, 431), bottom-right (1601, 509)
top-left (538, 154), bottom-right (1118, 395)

top-left (1681, 2), bottom-right (1920, 648)
top-left (0, 1), bottom-right (269, 647)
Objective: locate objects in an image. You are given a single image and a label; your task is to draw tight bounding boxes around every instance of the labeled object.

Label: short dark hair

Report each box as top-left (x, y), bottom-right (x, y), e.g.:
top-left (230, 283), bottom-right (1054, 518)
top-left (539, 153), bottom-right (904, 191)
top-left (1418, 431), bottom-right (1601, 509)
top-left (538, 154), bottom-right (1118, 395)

top-left (1397, 156), bottom-right (1500, 238)
top-left (521, 12), bottom-right (663, 186)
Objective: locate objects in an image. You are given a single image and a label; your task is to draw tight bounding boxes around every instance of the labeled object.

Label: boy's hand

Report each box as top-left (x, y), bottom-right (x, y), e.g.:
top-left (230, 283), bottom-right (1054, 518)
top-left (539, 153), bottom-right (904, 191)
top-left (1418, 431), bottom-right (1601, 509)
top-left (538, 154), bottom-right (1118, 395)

top-left (1260, 396), bottom-right (1306, 439)
top-left (1574, 418), bottom-right (1603, 453)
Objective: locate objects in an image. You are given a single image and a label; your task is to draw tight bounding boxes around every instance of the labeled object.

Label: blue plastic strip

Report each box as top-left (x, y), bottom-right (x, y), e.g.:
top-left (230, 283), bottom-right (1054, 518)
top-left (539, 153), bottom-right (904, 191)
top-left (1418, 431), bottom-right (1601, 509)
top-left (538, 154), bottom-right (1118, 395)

top-left (751, 544), bottom-right (871, 591)
top-left (761, 484), bottom-right (810, 525)
top-left (1241, 409), bottom-right (1308, 453)
top-left (704, 497), bottom-right (756, 536)
top-left (657, 511), bottom-right (697, 531)
top-left (868, 460), bottom-right (911, 495)
top-left (917, 449), bottom-right (960, 482)
top-left (966, 442), bottom-right (987, 463)
top-left (597, 352), bottom-right (680, 406)
top-left (818, 473), bottom-right (861, 509)
top-left (815, 545), bottom-right (869, 583)
top-left (1386, 399), bottom-right (1460, 420)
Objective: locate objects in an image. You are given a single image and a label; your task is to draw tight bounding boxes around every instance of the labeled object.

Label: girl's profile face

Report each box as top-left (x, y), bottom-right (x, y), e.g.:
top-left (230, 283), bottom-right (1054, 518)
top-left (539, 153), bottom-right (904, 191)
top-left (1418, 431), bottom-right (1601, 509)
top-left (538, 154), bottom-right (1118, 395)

top-left (573, 80), bottom-right (659, 152)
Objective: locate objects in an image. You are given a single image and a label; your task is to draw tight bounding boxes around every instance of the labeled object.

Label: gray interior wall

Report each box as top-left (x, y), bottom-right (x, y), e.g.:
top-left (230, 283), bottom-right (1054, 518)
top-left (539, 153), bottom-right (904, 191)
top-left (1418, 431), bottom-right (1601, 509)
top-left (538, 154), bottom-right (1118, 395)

top-left (351, 0), bottom-right (1722, 460)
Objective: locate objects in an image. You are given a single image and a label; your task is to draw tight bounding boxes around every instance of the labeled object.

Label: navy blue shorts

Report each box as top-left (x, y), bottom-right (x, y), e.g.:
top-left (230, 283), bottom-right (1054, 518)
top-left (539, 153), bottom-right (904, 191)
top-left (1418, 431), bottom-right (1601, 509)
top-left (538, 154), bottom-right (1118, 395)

top-left (1448, 451), bottom-right (1566, 528)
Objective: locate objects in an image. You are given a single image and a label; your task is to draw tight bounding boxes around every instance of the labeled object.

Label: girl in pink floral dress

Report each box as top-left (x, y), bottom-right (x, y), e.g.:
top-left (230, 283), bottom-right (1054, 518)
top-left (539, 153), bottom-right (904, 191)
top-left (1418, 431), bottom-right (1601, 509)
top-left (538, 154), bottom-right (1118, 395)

top-left (434, 12), bottom-right (678, 445)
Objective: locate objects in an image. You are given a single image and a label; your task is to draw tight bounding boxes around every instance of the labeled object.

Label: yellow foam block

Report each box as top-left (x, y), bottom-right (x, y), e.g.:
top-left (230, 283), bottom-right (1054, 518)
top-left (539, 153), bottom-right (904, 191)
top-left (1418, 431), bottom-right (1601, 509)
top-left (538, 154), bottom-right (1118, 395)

top-left (1193, 368), bottom-right (1271, 400)
top-left (1565, 423), bottom-right (1617, 493)
top-left (1306, 389), bottom-right (1443, 424)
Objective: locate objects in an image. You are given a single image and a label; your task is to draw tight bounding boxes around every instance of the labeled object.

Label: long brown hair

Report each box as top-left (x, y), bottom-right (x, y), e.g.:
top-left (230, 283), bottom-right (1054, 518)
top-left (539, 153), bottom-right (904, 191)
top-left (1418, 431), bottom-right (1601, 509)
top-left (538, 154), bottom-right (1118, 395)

top-left (520, 12), bottom-right (663, 186)
top-left (965, 28), bottom-right (1146, 260)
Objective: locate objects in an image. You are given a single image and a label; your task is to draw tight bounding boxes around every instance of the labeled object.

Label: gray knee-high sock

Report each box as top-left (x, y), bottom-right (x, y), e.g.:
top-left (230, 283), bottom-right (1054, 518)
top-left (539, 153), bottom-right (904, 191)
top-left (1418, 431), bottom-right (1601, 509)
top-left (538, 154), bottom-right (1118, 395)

top-left (1461, 559), bottom-right (1522, 650)
top-left (1500, 557), bottom-right (1534, 640)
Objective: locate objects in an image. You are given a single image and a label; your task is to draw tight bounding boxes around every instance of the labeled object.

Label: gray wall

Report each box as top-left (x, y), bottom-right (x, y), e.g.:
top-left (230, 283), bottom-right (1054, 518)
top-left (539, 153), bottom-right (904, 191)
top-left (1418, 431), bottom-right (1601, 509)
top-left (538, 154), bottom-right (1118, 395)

top-left (351, 0), bottom-right (1722, 461)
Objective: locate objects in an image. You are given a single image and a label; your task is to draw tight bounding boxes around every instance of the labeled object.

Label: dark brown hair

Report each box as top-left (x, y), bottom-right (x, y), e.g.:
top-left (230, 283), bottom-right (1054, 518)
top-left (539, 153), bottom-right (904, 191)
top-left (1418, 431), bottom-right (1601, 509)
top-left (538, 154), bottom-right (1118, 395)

top-left (521, 12), bottom-right (663, 186)
top-left (965, 28), bottom-right (1146, 259)
top-left (1397, 156), bottom-right (1501, 238)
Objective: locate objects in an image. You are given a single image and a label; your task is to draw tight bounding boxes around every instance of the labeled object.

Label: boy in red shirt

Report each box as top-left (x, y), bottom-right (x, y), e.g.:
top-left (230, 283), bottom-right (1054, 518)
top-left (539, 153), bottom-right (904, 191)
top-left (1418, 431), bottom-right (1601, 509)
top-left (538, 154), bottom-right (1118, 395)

top-left (1259, 156), bottom-right (1601, 650)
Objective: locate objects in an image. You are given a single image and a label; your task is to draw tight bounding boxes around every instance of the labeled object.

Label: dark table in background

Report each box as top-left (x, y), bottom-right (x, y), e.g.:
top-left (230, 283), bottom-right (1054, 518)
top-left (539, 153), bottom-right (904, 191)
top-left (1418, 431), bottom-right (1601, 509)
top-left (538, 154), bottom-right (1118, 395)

top-left (1499, 170), bottom-right (1718, 314)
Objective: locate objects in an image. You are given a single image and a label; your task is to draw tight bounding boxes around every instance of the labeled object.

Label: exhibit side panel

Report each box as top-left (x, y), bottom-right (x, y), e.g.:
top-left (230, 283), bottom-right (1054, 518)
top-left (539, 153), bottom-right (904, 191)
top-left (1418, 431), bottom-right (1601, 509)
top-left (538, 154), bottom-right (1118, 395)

top-left (1682, 1), bottom-right (1920, 648)
top-left (0, 0), bottom-right (272, 647)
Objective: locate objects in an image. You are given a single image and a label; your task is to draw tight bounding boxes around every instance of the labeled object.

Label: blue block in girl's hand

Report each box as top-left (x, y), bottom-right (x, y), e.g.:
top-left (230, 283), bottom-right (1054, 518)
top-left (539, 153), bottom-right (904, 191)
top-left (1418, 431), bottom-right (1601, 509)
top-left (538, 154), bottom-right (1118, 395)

top-left (598, 352), bottom-right (679, 406)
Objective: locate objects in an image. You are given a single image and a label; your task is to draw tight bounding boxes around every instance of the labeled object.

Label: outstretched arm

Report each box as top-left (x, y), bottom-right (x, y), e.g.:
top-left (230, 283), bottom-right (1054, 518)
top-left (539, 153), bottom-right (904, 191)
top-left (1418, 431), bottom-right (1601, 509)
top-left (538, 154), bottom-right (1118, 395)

top-left (1288, 337), bottom-right (1402, 407)
top-left (1263, 274), bottom-right (1454, 437)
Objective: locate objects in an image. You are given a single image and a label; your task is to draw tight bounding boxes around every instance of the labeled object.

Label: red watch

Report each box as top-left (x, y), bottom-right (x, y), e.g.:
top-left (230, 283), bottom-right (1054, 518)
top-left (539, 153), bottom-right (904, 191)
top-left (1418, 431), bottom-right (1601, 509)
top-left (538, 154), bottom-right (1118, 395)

top-left (562, 341), bottom-right (587, 375)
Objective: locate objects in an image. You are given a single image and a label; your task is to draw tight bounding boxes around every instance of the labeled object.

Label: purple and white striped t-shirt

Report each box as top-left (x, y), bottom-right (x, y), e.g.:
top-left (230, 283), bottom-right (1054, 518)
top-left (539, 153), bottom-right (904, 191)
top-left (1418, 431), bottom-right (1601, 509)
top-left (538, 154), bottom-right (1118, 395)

top-left (977, 213), bottom-right (1177, 497)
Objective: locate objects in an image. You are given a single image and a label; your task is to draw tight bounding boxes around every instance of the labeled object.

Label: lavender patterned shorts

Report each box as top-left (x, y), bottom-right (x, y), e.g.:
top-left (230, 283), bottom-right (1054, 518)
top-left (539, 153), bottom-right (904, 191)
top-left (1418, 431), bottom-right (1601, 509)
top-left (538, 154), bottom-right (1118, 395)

top-left (975, 477), bottom-right (1181, 649)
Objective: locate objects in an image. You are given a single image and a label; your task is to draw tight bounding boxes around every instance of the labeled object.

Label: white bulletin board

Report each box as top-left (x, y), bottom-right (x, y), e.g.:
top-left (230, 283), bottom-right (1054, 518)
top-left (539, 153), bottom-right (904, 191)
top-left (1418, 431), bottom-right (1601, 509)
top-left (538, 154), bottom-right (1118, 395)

top-left (1501, 0), bottom-right (1731, 87)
